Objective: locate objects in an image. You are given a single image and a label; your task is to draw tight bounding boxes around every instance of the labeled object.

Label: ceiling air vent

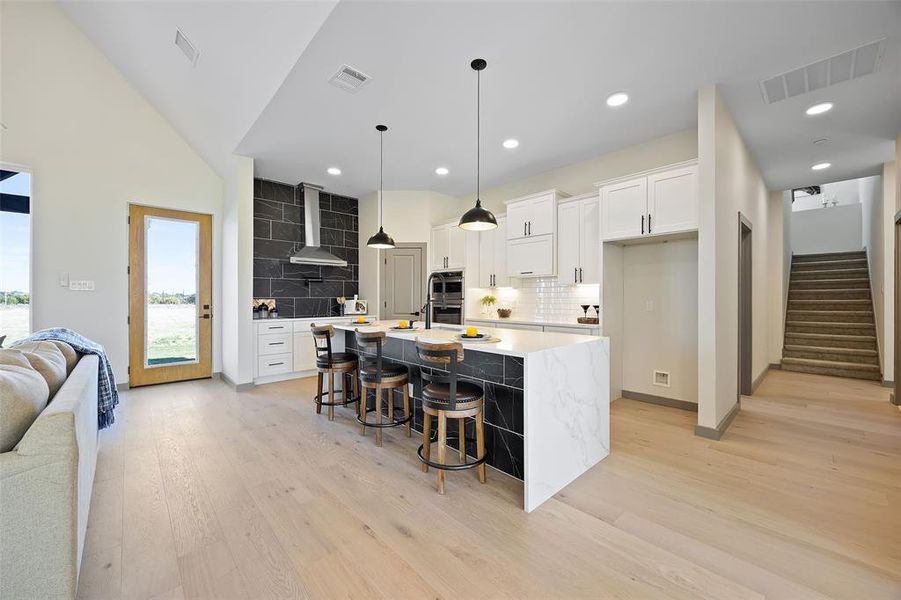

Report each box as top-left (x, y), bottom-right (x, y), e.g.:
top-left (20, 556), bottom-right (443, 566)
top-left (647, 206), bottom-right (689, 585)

top-left (174, 29), bottom-right (199, 66)
top-left (759, 38), bottom-right (884, 104)
top-left (328, 64), bottom-right (371, 93)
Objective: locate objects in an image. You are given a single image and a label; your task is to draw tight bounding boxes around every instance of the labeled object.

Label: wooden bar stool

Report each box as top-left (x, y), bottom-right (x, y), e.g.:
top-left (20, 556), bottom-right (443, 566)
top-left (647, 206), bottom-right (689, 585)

top-left (311, 324), bottom-right (359, 421)
top-left (355, 330), bottom-right (411, 446)
top-left (415, 340), bottom-right (487, 494)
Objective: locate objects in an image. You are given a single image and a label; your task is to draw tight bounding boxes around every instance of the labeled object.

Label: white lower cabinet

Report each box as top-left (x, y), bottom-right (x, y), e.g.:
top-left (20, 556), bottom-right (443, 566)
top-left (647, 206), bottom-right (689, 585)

top-left (257, 353), bottom-right (292, 377)
top-left (254, 318), bottom-right (346, 382)
top-left (293, 330), bottom-right (317, 372)
top-left (258, 332), bottom-right (291, 356)
top-left (507, 235), bottom-right (555, 278)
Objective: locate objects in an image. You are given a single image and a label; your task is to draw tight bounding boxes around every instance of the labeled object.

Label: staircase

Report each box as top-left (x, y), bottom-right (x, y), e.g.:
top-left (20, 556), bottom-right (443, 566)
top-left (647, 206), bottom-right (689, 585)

top-left (782, 250), bottom-right (882, 381)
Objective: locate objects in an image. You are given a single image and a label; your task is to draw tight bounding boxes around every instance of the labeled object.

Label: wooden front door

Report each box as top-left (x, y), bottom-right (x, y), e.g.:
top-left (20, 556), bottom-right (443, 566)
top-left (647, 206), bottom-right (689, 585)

top-left (128, 204), bottom-right (212, 386)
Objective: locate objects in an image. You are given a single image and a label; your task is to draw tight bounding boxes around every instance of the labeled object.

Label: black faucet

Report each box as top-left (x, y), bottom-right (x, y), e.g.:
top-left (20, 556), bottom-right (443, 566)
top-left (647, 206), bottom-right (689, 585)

top-left (423, 271), bottom-right (447, 330)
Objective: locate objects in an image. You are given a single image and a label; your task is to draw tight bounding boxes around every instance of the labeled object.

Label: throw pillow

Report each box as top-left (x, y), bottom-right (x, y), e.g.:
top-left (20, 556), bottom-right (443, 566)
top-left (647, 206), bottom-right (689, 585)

top-left (0, 364), bottom-right (50, 452)
top-left (12, 341), bottom-right (68, 398)
top-left (47, 340), bottom-right (79, 374)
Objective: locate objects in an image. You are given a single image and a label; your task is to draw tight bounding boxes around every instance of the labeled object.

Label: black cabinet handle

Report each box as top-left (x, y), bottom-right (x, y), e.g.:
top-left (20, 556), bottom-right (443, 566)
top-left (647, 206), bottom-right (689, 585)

top-left (641, 214), bottom-right (645, 235)
top-left (648, 214), bottom-right (652, 233)
top-left (268, 362), bottom-right (284, 367)
top-left (269, 326), bottom-right (284, 329)
top-left (574, 267), bottom-right (578, 283)
top-left (521, 271), bottom-right (533, 275)
top-left (527, 221), bottom-right (531, 236)
top-left (523, 222), bottom-right (527, 236)
top-left (269, 341), bottom-right (284, 346)
top-left (579, 267), bottom-right (583, 283)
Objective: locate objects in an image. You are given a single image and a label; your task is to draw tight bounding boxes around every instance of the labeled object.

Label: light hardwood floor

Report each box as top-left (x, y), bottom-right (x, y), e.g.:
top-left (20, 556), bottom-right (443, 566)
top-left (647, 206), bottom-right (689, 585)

top-left (77, 370), bottom-right (901, 599)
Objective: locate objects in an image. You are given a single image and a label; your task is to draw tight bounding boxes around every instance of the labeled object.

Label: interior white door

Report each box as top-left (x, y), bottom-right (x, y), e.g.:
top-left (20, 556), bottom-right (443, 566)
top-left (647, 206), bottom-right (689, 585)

top-left (647, 165), bottom-right (698, 235)
top-left (430, 226), bottom-right (448, 270)
top-left (579, 198), bottom-right (600, 284)
top-left (601, 177), bottom-right (647, 241)
top-left (529, 193), bottom-right (556, 236)
top-left (506, 201), bottom-right (531, 240)
top-left (493, 217), bottom-right (509, 287)
top-left (507, 235), bottom-right (554, 278)
top-left (383, 246), bottom-right (423, 319)
top-left (446, 225), bottom-right (466, 269)
top-left (557, 201), bottom-right (581, 285)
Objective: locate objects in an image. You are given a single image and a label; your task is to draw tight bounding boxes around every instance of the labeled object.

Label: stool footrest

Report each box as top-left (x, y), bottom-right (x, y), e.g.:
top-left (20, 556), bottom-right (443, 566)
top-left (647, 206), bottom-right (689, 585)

top-left (417, 436), bottom-right (488, 471)
top-left (356, 406), bottom-right (413, 428)
top-left (314, 390), bottom-right (360, 407)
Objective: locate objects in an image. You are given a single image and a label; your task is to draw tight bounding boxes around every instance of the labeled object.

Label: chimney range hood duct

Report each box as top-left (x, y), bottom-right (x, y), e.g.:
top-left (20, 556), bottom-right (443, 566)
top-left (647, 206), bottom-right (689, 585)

top-left (289, 184), bottom-right (348, 267)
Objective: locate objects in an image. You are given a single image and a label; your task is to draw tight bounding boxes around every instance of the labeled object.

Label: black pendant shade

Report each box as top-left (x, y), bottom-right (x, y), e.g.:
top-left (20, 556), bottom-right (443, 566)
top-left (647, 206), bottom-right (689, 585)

top-left (367, 124), bottom-right (396, 249)
top-left (459, 58), bottom-right (498, 231)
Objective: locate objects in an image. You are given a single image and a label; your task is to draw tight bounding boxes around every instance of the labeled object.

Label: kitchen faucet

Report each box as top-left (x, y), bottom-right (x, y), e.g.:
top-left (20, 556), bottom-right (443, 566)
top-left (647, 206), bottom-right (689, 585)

top-left (423, 271), bottom-right (447, 330)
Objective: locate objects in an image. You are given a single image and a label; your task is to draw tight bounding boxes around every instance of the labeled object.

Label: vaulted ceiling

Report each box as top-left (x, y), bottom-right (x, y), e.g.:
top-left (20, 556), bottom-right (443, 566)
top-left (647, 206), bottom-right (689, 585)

top-left (62, 1), bottom-right (901, 196)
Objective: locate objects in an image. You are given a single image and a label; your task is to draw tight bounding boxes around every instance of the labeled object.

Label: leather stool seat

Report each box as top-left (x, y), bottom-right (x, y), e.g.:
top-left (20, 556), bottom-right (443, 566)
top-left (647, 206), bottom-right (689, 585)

top-left (359, 359), bottom-right (407, 383)
top-left (422, 381), bottom-right (483, 404)
top-left (316, 352), bottom-right (357, 369)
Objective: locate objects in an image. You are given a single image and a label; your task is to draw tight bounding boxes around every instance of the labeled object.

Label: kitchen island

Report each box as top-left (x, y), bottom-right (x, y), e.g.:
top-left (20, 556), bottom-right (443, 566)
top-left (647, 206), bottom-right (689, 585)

top-left (333, 320), bottom-right (610, 512)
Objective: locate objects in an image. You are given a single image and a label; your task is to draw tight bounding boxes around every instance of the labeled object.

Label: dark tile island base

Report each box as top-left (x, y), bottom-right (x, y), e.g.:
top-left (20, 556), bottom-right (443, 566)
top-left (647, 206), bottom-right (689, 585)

top-left (345, 331), bottom-right (525, 480)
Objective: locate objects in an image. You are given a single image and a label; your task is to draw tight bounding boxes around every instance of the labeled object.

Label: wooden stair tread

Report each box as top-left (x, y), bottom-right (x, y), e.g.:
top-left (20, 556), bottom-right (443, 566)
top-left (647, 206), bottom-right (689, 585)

top-left (785, 332), bottom-right (877, 341)
top-left (781, 357), bottom-right (880, 371)
top-left (783, 344), bottom-right (877, 356)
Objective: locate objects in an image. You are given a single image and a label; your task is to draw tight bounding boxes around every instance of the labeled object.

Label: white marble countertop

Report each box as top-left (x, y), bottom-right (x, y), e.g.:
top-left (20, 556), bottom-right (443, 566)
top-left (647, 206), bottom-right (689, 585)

top-left (465, 316), bottom-right (600, 329)
top-left (332, 319), bottom-right (604, 358)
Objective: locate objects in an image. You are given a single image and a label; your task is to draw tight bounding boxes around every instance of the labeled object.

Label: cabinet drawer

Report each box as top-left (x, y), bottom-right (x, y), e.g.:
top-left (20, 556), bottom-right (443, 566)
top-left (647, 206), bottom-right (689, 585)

top-left (258, 321), bottom-right (291, 333)
top-left (257, 353), bottom-right (292, 377)
top-left (258, 333), bottom-right (292, 356)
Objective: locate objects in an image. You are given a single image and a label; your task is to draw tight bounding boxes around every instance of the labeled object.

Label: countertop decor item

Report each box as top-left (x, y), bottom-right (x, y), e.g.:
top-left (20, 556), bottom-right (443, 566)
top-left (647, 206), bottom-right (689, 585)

top-left (497, 307), bottom-right (512, 318)
top-left (366, 125), bottom-right (396, 249)
top-left (577, 316), bottom-right (599, 325)
top-left (480, 294), bottom-right (497, 317)
top-left (458, 58), bottom-right (498, 232)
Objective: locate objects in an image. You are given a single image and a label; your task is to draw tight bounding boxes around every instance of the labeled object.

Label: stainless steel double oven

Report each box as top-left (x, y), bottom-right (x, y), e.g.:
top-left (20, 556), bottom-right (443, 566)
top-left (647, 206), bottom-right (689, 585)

top-left (429, 270), bottom-right (464, 325)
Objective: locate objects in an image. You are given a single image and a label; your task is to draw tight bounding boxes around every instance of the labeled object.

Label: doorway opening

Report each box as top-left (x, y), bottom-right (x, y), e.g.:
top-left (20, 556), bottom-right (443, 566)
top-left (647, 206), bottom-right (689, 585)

top-left (738, 214), bottom-right (753, 397)
top-left (379, 243), bottom-right (425, 321)
top-left (128, 204), bottom-right (212, 386)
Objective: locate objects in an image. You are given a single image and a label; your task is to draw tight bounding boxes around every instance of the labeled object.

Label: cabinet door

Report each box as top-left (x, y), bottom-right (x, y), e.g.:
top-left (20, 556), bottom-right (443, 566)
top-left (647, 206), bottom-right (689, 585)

top-left (647, 165), bottom-right (698, 235)
top-left (446, 224), bottom-right (466, 269)
top-left (557, 201), bottom-right (581, 285)
top-left (507, 235), bottom-right (554, 278)
top-left (528, 193), bottom-right (556, 236)
top-left (293, 331), bottom-right (317, 372)
top-left (600, 177), bottom-right (647, 241)
top-left (506, 201), bottom-right (531, 240)
top-left (478, 227), bottom-right (494, 287)
top-left (493, 217), bottom-right (509, 287)
top-left (430, 226), bottom-right (448, 270)
top-left (579, 198), bottom-right (601, 284)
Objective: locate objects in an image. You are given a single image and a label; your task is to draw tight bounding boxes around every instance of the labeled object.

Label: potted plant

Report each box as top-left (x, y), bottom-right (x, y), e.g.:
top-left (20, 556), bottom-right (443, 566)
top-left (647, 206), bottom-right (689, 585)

top-left (479, 294), bottom-right (497, 318)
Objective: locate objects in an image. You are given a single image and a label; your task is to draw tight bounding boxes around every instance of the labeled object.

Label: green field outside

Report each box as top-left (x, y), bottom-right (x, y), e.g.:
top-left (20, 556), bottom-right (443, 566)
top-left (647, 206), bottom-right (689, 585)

top-left (0, 305), bottom-right (30, 345)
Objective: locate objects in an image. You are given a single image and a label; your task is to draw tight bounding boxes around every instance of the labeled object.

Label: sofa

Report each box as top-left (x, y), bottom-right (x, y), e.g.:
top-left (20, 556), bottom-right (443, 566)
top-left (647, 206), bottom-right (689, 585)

top-left (0, 341), bottom-right (99, 599)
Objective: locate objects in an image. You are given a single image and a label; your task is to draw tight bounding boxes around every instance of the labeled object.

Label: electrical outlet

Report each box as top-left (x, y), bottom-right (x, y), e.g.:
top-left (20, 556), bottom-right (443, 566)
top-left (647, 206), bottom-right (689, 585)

top-left (645, 299), bottom-right (654, 312)
top-left (59, 272), bottom-right (69, 287)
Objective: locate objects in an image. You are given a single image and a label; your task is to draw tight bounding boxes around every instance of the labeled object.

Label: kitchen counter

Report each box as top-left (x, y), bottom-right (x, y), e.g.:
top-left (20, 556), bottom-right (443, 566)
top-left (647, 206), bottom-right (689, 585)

top-left (337, 319), bottom-right (610, 512)
top-left (464, 316), bottom-right (601, 330)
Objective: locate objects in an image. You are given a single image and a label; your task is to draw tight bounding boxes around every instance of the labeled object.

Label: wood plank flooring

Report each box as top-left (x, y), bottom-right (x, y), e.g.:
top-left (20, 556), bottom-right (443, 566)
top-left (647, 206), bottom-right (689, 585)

top-left (77, 369), bottom-right (901, 599)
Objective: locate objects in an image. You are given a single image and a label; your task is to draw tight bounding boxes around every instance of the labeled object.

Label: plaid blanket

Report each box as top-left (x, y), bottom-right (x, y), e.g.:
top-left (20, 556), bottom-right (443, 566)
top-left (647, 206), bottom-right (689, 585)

top-left (16, 328), bottom-right (119, 429)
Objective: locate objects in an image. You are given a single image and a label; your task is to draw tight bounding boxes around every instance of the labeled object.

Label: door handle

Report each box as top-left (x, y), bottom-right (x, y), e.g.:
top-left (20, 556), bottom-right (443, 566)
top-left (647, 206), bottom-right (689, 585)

top-left (579, 267), bottom-right (583, 283)
top-left (648, 214), bottom-right (652, 233)
top-left (410, 311), bottom-right (421, 316)
top-left (641, 214), bottom-right (645, 235)
top-left (199, 314), bottom-right (211, 319)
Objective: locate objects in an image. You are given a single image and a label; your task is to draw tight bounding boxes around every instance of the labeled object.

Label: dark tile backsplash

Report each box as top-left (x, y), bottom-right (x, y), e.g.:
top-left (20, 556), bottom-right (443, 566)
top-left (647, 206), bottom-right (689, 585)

top-left (253, 179), bottom-right (359, 318)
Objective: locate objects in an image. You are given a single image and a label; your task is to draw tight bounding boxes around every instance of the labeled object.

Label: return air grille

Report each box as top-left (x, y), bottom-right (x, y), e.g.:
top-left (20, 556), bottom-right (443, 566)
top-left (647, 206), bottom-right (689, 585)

top-left (760, 38), bottom-right (884, 104)
top-left (328, 64), bottom-right (371, 93)
top-left (174, 29), bottom-right (199, 66)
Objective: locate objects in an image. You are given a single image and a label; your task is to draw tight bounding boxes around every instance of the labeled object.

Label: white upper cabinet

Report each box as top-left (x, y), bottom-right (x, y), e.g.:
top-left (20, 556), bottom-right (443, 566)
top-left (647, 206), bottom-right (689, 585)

top-left (478, 216), bottom-right (508, 287)
top-left (507, 235), bottom-right (555, 278)
top-left (598, 162), bottom-right (698, 242)
top-left (429, 222), bottom-right (468, 270)
top-left (557, 195), bottom-right (600, 285)
top-left (600, 177), bottom-right (647, 241)
top-left (647, 165), bottom-right (698, 235)
top-left (505, 190), bottom-right (564, 240)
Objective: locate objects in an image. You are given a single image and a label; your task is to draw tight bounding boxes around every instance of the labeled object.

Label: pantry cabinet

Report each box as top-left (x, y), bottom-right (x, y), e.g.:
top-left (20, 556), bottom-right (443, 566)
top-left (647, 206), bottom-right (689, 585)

top-left (478, 216), bottom-right (508, 287)
top-left (557, 194), bottom-right (600, 285)
top-left (430, 222), bottom-right (467, 270)
top-left (598, 162), bottom-right (697, 242)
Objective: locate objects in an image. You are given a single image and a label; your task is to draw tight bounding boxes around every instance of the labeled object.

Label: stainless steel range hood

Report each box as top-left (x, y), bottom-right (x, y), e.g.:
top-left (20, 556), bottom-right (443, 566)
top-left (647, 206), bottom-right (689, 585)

top-left (289, 184), bottom-right (348, 267)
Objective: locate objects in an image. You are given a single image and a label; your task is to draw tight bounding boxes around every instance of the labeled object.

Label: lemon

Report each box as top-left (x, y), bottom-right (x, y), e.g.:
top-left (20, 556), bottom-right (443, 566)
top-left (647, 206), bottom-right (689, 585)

top-left (465, 326), bottom-right (478, 338)
top-left (399, 320), bottom-right (408, 329)
top-left (356, 316), bottom-right (366, 324)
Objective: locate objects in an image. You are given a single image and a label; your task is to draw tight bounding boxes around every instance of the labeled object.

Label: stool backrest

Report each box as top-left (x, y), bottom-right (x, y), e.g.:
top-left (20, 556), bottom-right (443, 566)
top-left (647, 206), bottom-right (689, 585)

top-left (415, 340), bottom-right (464, 407)
top-left (355, 329), bottom-right (385, 380)
top-left (310, 324), bottom-right (335, 362)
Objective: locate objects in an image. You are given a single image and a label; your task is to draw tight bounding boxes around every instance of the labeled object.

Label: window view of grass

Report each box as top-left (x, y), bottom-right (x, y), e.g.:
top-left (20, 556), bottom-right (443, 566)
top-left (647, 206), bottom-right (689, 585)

top-left (0, 297), bottom-right (30, 345)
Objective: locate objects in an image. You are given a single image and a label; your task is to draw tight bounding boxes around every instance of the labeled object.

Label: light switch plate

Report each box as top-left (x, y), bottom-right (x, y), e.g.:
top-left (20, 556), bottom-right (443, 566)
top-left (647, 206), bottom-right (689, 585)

top-left (645, 299), bottom-right (654, 312)
top-left (69, 280), bottom-right (95, 291)
top-left (59, 272), bottom-right (69, 287)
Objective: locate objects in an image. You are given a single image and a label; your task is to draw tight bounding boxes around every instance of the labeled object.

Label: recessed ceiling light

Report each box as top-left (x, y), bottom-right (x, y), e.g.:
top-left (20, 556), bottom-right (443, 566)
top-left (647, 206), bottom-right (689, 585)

top-left (502, 138), bottom-right (519, 149)
top-left (811, 162), bottom-right (831, 171)
top-left (435, 167), bottom-right (449, 175)
top-left (327, 167), bottom-right (341, 176)
top-left (805, 102), bottom-right (833, 116)
top-left (606, 92), bottom-right (629, 107)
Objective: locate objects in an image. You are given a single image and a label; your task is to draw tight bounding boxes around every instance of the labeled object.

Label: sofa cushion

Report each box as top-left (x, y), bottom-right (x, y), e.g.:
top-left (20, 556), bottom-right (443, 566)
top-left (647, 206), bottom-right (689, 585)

top-left (0, 364), bottom-right (50, 452)
top-left (0, 348), bottom-right (31, 369)
top-left (12, 342), bottom-right (67, 398)
top-left (47, 341), bottom-right (79, 374)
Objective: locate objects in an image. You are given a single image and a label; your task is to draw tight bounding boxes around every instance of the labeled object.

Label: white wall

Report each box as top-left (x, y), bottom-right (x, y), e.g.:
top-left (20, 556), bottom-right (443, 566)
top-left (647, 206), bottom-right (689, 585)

top-left (697, 85), bottom-right (774, 431)
top-left (790, 204), bottom-right (863, 255)
top-left (622, 240), bottom-right (698, 403)
top-left (767, 191), bottom-right (786, 365)
top-left (880, 163), bottom-right (896, 382)
top-left (0, 1), bottom-right (223, 384)
top-left (221, 155), bottom-right (255, 385)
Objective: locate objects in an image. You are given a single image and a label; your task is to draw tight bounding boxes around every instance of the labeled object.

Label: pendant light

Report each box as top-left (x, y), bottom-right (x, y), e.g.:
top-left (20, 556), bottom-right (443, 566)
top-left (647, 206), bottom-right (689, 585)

top-left (459, 58), bottom-right (498, 231)
top-left (367, 124), bottom-right (396, 249)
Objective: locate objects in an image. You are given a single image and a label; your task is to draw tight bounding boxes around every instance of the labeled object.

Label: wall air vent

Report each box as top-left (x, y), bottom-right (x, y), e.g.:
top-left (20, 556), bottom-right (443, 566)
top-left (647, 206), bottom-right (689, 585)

top-left (759, 38), bottom-right (884, 104)
top-left (174, 29), bottom-right (199, 66)
top-left (328, 64), bottom-right (371, 93)
top-left (653, 370), bottom-right (671, 388)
